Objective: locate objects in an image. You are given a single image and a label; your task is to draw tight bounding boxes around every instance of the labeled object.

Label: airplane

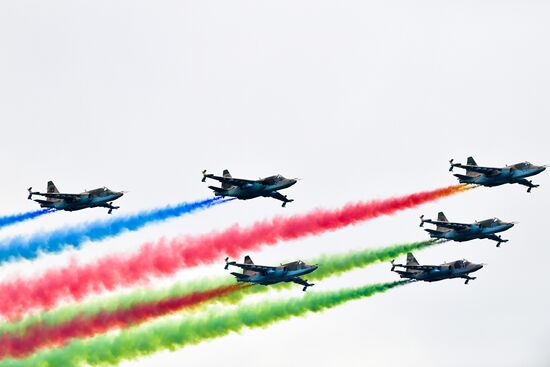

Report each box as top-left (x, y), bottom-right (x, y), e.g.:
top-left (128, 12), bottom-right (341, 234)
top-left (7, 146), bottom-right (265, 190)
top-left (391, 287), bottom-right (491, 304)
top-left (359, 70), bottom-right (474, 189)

top-left (449, 156), bottom-right (546, 192)
top-left (391, 253), bottom-right (484, 284)
top-left (224, 255), bottom-right (318, 291)
top-left (420, 211), bottom-right (515, 247)
top-left (202, 169), bottom-right (298, 207)
top-left (28, 181), bottom-right (124, 214)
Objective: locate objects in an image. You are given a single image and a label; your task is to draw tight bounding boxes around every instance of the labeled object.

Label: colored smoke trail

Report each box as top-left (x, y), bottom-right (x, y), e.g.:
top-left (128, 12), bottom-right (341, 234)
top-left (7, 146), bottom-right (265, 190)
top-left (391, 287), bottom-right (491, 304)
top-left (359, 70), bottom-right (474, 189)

top-left (0, 197), bottom-right (231, 264)
top-left (0, 185), bottom-right (467, 318)
top-left (0, 281), bottom-right (406, 367)
top-left (0, 284), bottom-right (245, 359)
top-left (0, 209), bottom-right (54, 230)
top-left (0, 240), bottom-right (435, 358)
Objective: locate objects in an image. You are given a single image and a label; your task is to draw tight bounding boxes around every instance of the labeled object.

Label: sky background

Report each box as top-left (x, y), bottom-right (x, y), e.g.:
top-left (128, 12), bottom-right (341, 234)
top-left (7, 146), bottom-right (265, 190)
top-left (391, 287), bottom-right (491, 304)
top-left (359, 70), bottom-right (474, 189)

top-left (0, 1), bottom-right (549, 366)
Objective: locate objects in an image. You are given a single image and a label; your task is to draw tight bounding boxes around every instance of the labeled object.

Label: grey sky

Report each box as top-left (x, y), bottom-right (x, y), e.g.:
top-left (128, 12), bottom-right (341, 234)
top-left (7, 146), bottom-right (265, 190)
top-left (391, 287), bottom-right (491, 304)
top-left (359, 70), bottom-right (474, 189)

top-left (0, 1), bottom-right (549, 366)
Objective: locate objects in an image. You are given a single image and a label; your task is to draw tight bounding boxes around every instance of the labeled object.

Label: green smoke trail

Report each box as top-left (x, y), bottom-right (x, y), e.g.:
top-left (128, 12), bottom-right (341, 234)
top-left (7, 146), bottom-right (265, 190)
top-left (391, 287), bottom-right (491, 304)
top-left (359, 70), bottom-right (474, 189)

top-left (1, 281), bottom-right (407, 367)
top-left (0, 240), bottom-right (435, 337)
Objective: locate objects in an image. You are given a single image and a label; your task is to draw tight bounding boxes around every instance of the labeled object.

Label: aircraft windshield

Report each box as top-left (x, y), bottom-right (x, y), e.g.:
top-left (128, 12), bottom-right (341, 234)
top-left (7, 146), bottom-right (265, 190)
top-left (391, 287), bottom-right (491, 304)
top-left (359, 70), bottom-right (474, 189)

top-left (454, 260), bottom-right (466, 269)
top-left (262, 175), bottom-right (284, 185)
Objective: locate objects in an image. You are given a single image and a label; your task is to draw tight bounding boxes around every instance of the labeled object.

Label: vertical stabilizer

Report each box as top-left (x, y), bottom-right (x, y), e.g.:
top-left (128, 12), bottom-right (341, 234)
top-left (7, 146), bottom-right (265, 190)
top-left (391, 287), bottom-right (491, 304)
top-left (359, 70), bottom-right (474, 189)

top-left (465, 157), bottom-right (480, 176)
top-left (436, 212), bottom-right (451, 232)
top-left (243, 255), bottom-right (258, 277)
top-left (47, 181), bottom-right (59, 194)
top-left (222, 170), bottom-right (233, 189)
top-left (46, 181), bottom-right (60, 202)
top-left (406, 253), bottom-right (420, 267)
top-left (466, 157), bottom-right (478, 166)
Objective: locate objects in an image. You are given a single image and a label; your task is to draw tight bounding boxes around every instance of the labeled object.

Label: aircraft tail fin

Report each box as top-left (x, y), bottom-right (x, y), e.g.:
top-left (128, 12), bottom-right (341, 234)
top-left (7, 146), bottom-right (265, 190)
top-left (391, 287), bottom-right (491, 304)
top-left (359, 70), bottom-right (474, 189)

top-left (465, 157), bottom-right (481, 177)
top-left (243, 255), bottom-right (258, 277)
top-left (46, 181), bottom-right (60, 202)
top-left (406, 253), bottom-right (420, 267)
top-left (222, 169), bottom-right (232, 189)
top-left (436, 212), bottom-right (451, 232)
top-left (47, 181), bottom-right (59, 194)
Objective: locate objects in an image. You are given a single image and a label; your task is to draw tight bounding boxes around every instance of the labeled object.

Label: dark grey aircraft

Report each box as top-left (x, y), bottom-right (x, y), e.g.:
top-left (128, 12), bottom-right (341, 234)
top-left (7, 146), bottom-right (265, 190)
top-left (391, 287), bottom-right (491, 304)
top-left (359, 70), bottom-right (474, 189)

top-left (202, 169), bottom-right (298, 207)
top-left (420, 212), bottom-right (515, 247)
top-left (450, 156), bottom-right (546, 192)
top-left (225, 255), bottom-right (318, 291)
top-left (28, 181), bottom-right (124, 214)
top-left (391, 253), bottom-right (484, 284)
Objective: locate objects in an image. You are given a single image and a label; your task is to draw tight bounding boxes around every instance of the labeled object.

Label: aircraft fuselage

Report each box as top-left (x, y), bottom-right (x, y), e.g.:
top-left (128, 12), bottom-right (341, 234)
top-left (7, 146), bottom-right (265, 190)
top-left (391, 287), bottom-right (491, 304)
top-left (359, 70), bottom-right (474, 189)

top-left (432, 223), bottom-right (514, 242)
top-left (456, 166), bottom-right (546, 187)
top-left (396, 263), bottom-right (483, 282)
top-left (216, 180), bottom-right (296, 200)
top-left (35, 192), bottom-right (123, 211)
top-left (237, 265), bottom-right (318, 286)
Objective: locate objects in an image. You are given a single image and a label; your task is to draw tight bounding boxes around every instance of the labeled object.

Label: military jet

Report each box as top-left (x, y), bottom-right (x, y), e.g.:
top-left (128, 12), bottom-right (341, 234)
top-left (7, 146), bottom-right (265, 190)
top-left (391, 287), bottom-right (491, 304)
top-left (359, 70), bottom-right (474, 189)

top-left (202, 169), bottom-right (297, 207)
top-left (224, 255), bottom-right (318, 291)
top-left (420, 211), bottom-right (515, 247)
top-left (28, 181), bottom-right (124, 214)
top-left (449, 156), bottom-right (546, 192)
top-left (391, 253), bottom-right (484, 284)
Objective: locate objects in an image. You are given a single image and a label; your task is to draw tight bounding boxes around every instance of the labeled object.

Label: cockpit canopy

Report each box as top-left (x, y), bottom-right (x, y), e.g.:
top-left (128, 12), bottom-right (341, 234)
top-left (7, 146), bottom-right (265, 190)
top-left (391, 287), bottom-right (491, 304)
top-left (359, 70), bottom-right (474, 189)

top-left (477, 218), bottom-right (503, 227)
top-left (452, 260), bottom-right (470, 269)
top-left (283, 260), bottom-right (306, 271)
top-left (261, 175), bottom-right (285, 185)
top-left (512, 162), bottom-right (533, 169)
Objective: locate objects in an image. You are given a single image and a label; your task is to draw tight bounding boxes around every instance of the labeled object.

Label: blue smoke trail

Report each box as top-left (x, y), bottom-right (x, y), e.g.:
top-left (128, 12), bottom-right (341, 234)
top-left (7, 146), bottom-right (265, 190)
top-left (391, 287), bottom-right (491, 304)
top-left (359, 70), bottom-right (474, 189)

top-left (0, 209), bottom-right (54, 229)
top-left (0, 197), bottom-right (233, 264)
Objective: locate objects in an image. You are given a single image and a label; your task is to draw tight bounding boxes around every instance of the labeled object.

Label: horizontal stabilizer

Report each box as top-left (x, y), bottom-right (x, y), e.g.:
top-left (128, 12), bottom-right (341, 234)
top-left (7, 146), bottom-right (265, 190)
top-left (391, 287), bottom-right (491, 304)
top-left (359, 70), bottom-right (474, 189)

top-left (230, 272), bottom-right (250, 280)
top-left (208, 186), bottom-right (226, 193)
top-left (424, 228), bottom-right (445, 237)
top-left (454, 173), bottom-right (475, 182)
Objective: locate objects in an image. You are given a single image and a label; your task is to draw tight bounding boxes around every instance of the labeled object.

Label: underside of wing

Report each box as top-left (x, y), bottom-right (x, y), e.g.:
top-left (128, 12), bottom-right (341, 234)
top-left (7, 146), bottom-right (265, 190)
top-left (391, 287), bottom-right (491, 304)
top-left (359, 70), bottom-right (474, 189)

top-left (289, 277), bottom-right (309, 286)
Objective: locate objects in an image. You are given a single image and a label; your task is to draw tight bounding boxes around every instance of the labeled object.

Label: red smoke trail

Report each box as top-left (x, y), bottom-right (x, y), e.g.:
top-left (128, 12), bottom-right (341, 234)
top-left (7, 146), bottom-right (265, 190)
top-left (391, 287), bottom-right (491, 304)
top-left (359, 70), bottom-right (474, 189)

top-left (0, 284), bottom-right (244, 359)
top-left (0, 185), bottom-right (470, 318)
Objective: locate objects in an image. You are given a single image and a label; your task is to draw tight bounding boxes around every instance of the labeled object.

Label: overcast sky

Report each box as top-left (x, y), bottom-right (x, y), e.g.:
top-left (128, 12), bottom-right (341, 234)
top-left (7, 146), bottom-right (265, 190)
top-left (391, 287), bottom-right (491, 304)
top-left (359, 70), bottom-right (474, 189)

top-left (0, 1), bottom-right (549, 366)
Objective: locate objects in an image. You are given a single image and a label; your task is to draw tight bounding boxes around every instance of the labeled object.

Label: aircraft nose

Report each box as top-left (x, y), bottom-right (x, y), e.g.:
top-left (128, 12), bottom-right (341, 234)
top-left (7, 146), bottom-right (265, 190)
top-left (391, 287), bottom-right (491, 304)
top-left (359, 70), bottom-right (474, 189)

top-left (473, 263), bottom-right (484, 271)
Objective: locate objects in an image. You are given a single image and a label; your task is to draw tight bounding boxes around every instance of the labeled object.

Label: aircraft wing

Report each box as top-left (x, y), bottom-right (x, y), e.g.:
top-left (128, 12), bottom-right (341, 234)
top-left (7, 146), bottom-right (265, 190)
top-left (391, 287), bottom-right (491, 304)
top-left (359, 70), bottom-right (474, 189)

top-left (461, 165), bottom-right (501, 176)
top-left (205, 175), bottom-right (256, 187)
top-left (404, 265), bottom-right (441, 270)
top-left (33, 192), bottom-right (84, 199)
top-left (432, 221), bottom-right (471, 230)
top-left (290, 277), bottom-right (310, 287)
top-left (229, 263), bottom-right (276, 274)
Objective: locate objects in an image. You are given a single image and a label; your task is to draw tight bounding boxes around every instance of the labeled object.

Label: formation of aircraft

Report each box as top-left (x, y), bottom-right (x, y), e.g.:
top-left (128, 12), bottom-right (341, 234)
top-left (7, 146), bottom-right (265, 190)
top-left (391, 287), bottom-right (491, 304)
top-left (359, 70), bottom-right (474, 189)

top-left (391, 253), bottom-right (483, 284)
top-left (450, 156), bottom-right (546, 192)
top-left (28, 181), bottom-right (124, 214)
top-left (25, 157), bottom-right (545, 288)
top-left (419, 211), bottom-right (515, 247)
top-left (224, 255), bottom-right (318, 291)
top-left (202, 169), bottom-right (297, 207)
